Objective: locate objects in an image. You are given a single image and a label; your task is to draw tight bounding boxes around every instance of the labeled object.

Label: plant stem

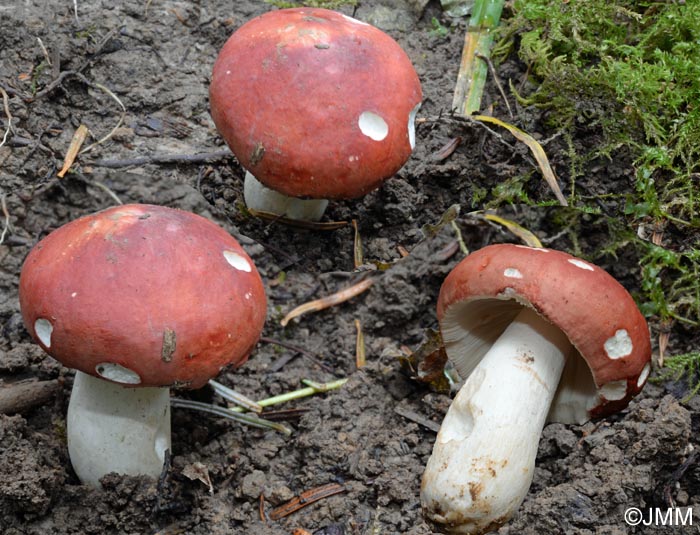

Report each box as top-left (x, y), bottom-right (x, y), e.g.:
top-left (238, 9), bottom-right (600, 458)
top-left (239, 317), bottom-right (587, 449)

top-left (170, 398), bottom-right (292, 435)
top-left (209, 379), bottom-right (263, 413)
top-left (452, 0), bottom-right (505, 115)
top-left (230, 378), bottom-right (348, 413)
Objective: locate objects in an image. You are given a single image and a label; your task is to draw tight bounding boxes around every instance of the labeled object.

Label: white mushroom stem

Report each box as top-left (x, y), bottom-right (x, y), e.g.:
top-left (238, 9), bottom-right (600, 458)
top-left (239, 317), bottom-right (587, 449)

top-left (67, 371), bottom-right (171, 488)
top-left (243, 171), bottom-right (329, 221)
top-left (421, 307), bottom-right (573, 534)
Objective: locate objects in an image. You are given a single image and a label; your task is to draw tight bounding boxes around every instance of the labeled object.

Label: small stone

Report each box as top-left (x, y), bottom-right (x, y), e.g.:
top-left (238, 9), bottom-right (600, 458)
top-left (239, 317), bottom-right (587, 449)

top-left (239, 469), bottom-right (266, 500)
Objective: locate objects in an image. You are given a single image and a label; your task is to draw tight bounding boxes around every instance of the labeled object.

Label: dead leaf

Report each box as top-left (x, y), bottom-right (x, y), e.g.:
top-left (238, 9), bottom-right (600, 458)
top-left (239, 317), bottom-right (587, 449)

top-left (57, 124), bottom-right (89, 178)
top-left (354, 319), bottom-right (365, 368)
top-left (422, 204), bottom-right (461, 239)
top-left (352, 219), bottom-right (363, 269)
top-left (398, 329), bottom-right (451, 394)
top-left (181, 461), bottom-right (213, 494)
top-left (473, 115), bottom-right (568, 206)
top-left (480, 212), bottom-right (543, 247)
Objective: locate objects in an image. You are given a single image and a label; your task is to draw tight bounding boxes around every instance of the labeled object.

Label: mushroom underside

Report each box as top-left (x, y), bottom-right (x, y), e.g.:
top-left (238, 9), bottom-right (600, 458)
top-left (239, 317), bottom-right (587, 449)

top-left (440, 297), bottom-right (601, 425)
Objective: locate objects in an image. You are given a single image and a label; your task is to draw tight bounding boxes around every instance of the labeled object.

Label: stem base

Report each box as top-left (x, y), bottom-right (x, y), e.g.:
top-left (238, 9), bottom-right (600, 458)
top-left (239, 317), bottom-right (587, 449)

top-left (67, 371), bottom-right (171, 487)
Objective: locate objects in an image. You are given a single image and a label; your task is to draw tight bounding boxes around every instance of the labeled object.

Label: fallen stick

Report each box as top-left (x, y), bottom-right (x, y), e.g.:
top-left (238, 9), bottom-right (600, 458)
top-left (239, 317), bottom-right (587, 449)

top-left (0, 379), bottom-right (60, 415)
top-left (268, 483), bottom-right (346, 520)
top-left (89, 150), bottom-right (233, 168)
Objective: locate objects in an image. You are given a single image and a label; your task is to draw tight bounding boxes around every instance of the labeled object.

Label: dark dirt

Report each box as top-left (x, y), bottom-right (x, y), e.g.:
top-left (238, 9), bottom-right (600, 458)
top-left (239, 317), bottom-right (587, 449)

top-left (1, 1), bottom-right (698, 534)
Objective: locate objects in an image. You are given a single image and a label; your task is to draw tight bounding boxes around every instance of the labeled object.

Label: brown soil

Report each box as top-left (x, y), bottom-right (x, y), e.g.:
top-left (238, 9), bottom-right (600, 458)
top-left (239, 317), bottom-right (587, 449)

top-left (1, 1), bottom-right (697, 534)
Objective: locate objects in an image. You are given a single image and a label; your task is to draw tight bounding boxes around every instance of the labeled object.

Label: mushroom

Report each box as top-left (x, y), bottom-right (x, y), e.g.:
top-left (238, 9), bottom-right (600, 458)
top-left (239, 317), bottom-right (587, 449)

top-left (421, 244), bottom-right (652, 533)
top-left (209, 7), bottom-right (423, 221)
top-left (19, 204), bottom-right (267, 487)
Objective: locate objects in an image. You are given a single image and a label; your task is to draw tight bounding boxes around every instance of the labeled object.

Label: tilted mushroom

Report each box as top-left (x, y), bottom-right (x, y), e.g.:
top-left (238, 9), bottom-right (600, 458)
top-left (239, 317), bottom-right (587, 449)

top-left (19, 204), bottom-right (267, 487)
top-left (209, 7), bottom-right (423, 221)
top-left (421, 244), bottom-right (652, 533)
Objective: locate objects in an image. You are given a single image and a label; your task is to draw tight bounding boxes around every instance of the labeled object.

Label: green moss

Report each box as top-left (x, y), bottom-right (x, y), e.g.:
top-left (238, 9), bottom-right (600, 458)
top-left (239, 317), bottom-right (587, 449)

top-left (505, 0), bottom-right (700, 223)
top-left (658, 351), bottom-right (700, 400)
top-left (500, 0), bottom-right (700, 334)
top-left (429, 16), bottom-right (451, 39)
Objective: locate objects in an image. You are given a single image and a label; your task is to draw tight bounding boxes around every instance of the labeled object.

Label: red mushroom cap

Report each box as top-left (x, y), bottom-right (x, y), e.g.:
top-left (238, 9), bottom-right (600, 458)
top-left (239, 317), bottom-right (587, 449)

top-left (19, 204), bottom-right (267, 389)
top-left (210, 7), bottom-right (423, 200)
top-left (437, 244), bottom-right (652, 422)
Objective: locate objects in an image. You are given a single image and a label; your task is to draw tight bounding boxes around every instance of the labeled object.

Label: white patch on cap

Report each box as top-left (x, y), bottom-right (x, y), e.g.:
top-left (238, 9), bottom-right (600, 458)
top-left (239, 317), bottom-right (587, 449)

top-left (568, 258), bottom-right (594, 271)
top-left (71, 292), bottom-right (77, 298)
top-left (35, 318), bottom-right (53, 348)
top-left (408, 102), bottom-right (421, 150)
top-left (342, 13), bottom-right (370, 26)
top-left (504, 268), bottom-right (523, 279)
top-left (358, 111), bottom-right (388, 141)
top-left (604, 329), bottom-right (633, 359)
top-left (223, 250), bottom-right (252, 272)
top-left (599, 379), bottom-right (627, 401)
top-left (637, 362), bottom-right (651, 388)
top-left (498, 287), bottom-right (518, 299)
top-left (349, 155), bottom-right (359, 162)
top-left (95, 363), bottom-right (141, 385)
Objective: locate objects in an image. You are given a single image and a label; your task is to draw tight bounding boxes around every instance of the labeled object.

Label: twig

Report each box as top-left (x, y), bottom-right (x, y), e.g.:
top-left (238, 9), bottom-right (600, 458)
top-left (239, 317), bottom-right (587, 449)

top-left (0, 379), bottom-right (61, 415)
top-left (0, 87), bottom-right (14, 149)
top-left (79, 81), bottom-right (126, 154)
top-left (262, 336), bottom-right (333, 373)
top-left (268, 483), bottom-right (346, 520)
top-left (260, 336), bottom-right (328, 364)
top-left (432, 136), bottom-right (462, 161)
top-left (84, 178), bottom-right (123, 205)
top-left (259, 408), bottom-right (309, 421)
top-left (89, 150), bottom-right (232, 168)
top-left (476, 53), bottom-right (513, 118)
top-left (0, 194), bottom-right (12, 244)
top-left (281, 277), bottom-right (374, 327)
top-left (394, 405), bottom-right (441, 433)
top-left (37, 37), bottom-right (52, 66)
top-left (661, 449), bottom-right (698, 508)
top-left (32, 70), bottom-right (78, 99)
